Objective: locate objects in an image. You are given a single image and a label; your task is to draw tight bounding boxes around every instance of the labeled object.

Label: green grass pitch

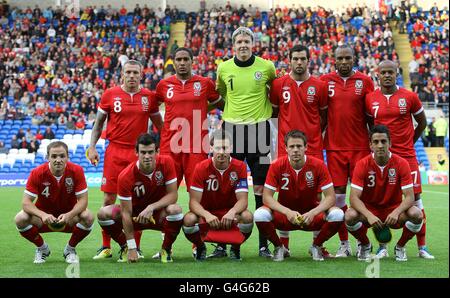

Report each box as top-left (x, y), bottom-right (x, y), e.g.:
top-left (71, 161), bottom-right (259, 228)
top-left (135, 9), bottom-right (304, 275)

top-left (0, 185), bottom-right (448, 278)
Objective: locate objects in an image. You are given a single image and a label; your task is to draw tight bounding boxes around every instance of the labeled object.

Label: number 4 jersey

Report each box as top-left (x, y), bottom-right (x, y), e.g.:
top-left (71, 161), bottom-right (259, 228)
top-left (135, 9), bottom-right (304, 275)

top-left (98, 86), bottom-right (159, 147)
top-left (24, 162), bottom-right (88, 216)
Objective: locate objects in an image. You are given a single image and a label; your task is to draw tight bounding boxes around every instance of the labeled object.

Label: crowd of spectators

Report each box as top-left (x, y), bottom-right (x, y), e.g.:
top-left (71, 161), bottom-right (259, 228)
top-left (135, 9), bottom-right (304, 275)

top-left (399, 1), bottom-right (449, 114)
top-left (0, 3), bottom-right (180, 126)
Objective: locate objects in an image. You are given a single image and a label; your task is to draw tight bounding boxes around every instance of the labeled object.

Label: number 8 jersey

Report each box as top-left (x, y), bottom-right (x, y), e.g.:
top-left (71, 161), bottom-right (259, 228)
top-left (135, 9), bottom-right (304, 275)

top-left (98, 86), bottom-right (159, 147)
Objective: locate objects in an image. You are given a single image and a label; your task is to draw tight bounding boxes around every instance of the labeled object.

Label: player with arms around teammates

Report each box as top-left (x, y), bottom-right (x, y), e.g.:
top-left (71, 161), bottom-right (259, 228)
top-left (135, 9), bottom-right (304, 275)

top-left (182, 130), bottom-right (254, 261)
top-left (320, 45), bottom-right (375, 258)
top-left (96, 133), bottom-right (183, 263)
top-left (365, 60), bottom-right (433, 259)
top-left (15, 141), bottom-right (94, 264)
top-left (216, 27), bottom-right (276, 258)
top-left (88, 60), bottom-right (163, 260)
top-left (345, 125), bottom-right (424, 261)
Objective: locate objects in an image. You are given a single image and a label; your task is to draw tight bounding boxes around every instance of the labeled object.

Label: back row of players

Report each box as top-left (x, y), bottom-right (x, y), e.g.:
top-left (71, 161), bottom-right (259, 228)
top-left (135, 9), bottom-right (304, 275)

top-left (15, 27), bottom-right (434, 264)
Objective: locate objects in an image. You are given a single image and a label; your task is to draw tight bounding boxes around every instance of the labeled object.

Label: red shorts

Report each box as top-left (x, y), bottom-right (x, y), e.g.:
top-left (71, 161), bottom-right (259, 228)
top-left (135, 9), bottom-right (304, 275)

top-left (404, 157), bottom-right (422, 195)
top-left (161, 152), bottom-right (207, 191)
top-left (366, 206), bottom-right (403, 229)
top-left (198, 209), bottom-right (245, 245)
top-left (101, 143), bottom-right (137, 194)
top-left (326, 150), bottom-right (370, 187)
top-left (39, 223), bottom-right (74, 233)
top-left (272, 210), bottom-right (327, 231)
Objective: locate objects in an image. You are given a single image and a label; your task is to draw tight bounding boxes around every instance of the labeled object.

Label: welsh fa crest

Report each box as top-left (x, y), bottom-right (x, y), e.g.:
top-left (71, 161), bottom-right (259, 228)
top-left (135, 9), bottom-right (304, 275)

top-left (254, 71), bottom-right (263, 80)
top-left (141, 96), bottom-right (148, 105)
top-left (305, 171), bottom-right (314, 181)
top-left (155, 171), bottom-right (163, 181)
top-left (388, 169), bottom-right (396, 177)
top-left (398, 98), bottom-right (406, 107)
top-left (193, 82), bottom-right (201, 96)
top-left (229, 171), bottom-right (238, 182)
top-left (355, 80), bottom-right (363, 89)
top-left (307, 86), bottom-right (316, 95)
top-left (65, 177), bottom-right (74, 193)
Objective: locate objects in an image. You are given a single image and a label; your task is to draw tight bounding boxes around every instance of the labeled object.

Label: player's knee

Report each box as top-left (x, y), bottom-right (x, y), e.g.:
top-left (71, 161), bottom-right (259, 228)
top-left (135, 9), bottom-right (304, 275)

top-left (96, 206), bottom-right (110, 221)
top-left (407, 206), bottom-right (423, 223)
top-left (344, 208), bottom-right (359, 224)
top-left (14, 210), bottom-right (30, 227)
top-left (240, 210), bottom-right (253, 224)
top-left (326, 207), bottom-right (344, 222)
top-left (183, 212), bottom-right (198, 226)
top-left (254, 207), bottom-right (272, 222)
top-left (80, 209), bottom-right (95, 226)
top-left (166, 203), bottom-right (182, 215)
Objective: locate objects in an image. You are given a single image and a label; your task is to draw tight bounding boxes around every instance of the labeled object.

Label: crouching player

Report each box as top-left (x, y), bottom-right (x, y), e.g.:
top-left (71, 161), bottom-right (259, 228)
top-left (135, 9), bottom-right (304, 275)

top-left (15, 141), bottom-right (94, 264)
top-left (96, 133), bottom-right (183, 263)
top-left (254, 130), bottom-right (344, 261)
top-left (182, 130), bottom-right (253, 261)
top-left (345, 125), bottom-right (423, 261)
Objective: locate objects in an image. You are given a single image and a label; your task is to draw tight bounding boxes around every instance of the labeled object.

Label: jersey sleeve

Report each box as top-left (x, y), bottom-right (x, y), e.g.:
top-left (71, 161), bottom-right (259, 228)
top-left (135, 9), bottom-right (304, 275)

top-left (98, 89), bottom-right (110, 114)
top-left (24, 169), bottom-right (39, 199)
top-left (398, 158), bottom-right (413, 190)
top-left (206, 78), bottom-right (221, 105)
top-left (266, 60), bottom-right (276, 84)
top-left (264, 162), bottom-right (279, 191)
top-left (216, 64), bottom-right (227, 100)
top-left (155, 81), bottom-right (165, 105)
top-left (410, 92), bottom-right (424, 115)
top-left (350, 161), bottom-right (366, 191)
top-left (269, 79), bottom-right (280, 107)
top-left (235, 163), bottom-right (249, 193)
top-left (365, 77), bottom-right (375, 94)
top-left (117, 169), bottom-right (133, 201)
top-left (319, 81), bottom-right (328, 110)
top-left (365, 93), bottom-right (374, 118)
top-left (74, 165), bottom-right (88, 196)
top-left (149, 91), bottom-right (160, 116)
top-left (317, 162), bottom-right (333, 191)
top-left (163, 156), bottom-right (178, 186)
top-left (190, 163), bottom-right (205, 193)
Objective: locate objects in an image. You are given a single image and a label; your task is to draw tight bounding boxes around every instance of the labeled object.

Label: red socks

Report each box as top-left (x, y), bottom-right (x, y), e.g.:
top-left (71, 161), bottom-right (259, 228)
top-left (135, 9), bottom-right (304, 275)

top-left (19, 225), bottom-right (44, 247)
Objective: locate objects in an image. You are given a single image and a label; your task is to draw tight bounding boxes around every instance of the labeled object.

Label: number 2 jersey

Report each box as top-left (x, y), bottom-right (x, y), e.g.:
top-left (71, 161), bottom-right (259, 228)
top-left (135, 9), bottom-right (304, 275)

top-left (117, 155), bottom-right (178, 216)
top-left (98, 86), bottom-right (159, 147)
top-left (190, 158), bottom-right (249, 211)
top-left (264, 155), bottom-right (333, 214)
top-left (24, 162), bottom-right (88, 216)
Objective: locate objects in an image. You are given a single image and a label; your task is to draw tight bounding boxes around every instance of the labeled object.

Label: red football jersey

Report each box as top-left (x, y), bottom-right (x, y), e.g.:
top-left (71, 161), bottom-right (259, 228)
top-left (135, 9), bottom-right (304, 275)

top-left (365, 88), bottom-right (424, 158)
top-left (190, 158), bottom-right (249, 211)
top-left (25, 162), bottom-right (88, 216)
top-left (98, 86), bottom-right (159, 147)
top-left (351, 153), bottom-right (413, 211)
top-left (156, 75), bottom-right (221, 154)
top-left (117, 155), bottom-right (177, 216)
top-left (270, 75), bottom-right (328, 157)
top-left (264, 155), bottom-right (333, 213)
top-left (320, 71), bottom-right (374, 150)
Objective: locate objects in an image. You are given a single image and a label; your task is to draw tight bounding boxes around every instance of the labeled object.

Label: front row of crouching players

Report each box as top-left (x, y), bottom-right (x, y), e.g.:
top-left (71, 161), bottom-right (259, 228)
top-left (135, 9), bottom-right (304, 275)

top-left (15, 126), bottom-right (423, 263)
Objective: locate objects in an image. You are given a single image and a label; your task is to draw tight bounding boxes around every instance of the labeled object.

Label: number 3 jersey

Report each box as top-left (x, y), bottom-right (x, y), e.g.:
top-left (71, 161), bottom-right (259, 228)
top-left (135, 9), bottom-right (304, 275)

top-left (98, 86), bottom-right (159, 147)
top-left (264, 155), bottom-right (333, 214)
top-left (269, 75), bottom-right (328, 157)
top-left (351, 153), bottom-right (413, 211)
top-left (155, 75), bottom-right (220, 154)
top-left (117, 155), bottom-right (177, 216)
top-left (24, 162), bottom-right (88, 216)
top-left (190, 158), bottom-right (249, 212)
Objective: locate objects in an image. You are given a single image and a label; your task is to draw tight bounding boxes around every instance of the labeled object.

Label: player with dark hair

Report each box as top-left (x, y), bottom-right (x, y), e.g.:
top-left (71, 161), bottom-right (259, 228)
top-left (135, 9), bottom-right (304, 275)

top-left (345, 125), bottom-right (424, 261)
top-left (96, 133), bottom-right (182, 263)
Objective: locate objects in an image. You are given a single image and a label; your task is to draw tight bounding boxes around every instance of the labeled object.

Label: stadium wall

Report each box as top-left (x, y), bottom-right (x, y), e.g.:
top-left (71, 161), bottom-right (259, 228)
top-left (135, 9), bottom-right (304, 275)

top-left (9, 0), bottom-right (448, 12)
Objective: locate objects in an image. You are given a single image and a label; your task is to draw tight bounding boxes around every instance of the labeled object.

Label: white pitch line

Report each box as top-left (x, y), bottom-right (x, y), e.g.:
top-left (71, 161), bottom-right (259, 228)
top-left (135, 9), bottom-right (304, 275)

top-left (423, 190), bottom-right (449, 195)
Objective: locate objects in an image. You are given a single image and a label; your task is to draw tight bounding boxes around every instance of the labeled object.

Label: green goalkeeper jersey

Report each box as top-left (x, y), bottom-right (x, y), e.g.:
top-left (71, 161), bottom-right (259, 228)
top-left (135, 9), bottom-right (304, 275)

top-left (217, 55), bottom-right (276, 124)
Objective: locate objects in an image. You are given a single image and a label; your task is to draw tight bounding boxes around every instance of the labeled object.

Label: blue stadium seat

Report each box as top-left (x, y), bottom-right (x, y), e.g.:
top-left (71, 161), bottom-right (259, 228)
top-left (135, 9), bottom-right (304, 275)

top-left (0, 167), bottom-right (10, 173)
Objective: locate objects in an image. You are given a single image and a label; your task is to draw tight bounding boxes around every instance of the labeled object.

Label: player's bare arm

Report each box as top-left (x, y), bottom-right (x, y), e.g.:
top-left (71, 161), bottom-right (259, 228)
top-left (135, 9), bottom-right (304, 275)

top-left (22, 193), bottom-right (57, 224)
top-left (189, 188), bottom-right (220, 229)
top-left (385, 186), bottom-right (415, 226)
top-left (57, 191), bottom-right (88, 225)
top-left (413, 110), bottom-right (427, 143)
top-left (149, 112), bottom-right (164, 132)
top-left (138, 181), bottom-right (178, 223)
top-left (319, 108), bottom-right (328, 133)
top-left (349, 187), bottom-right (383, 229)
top-left (120, 199), bottom-right (138, 262)
top-left (87, 111), bottom-right (107, 165)
top-left (222, 191), bottom-right (248, 230)
top-left (263, 186), bottom-right (300, 225)
top-left (302, 186), bottom-right (335, 225)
